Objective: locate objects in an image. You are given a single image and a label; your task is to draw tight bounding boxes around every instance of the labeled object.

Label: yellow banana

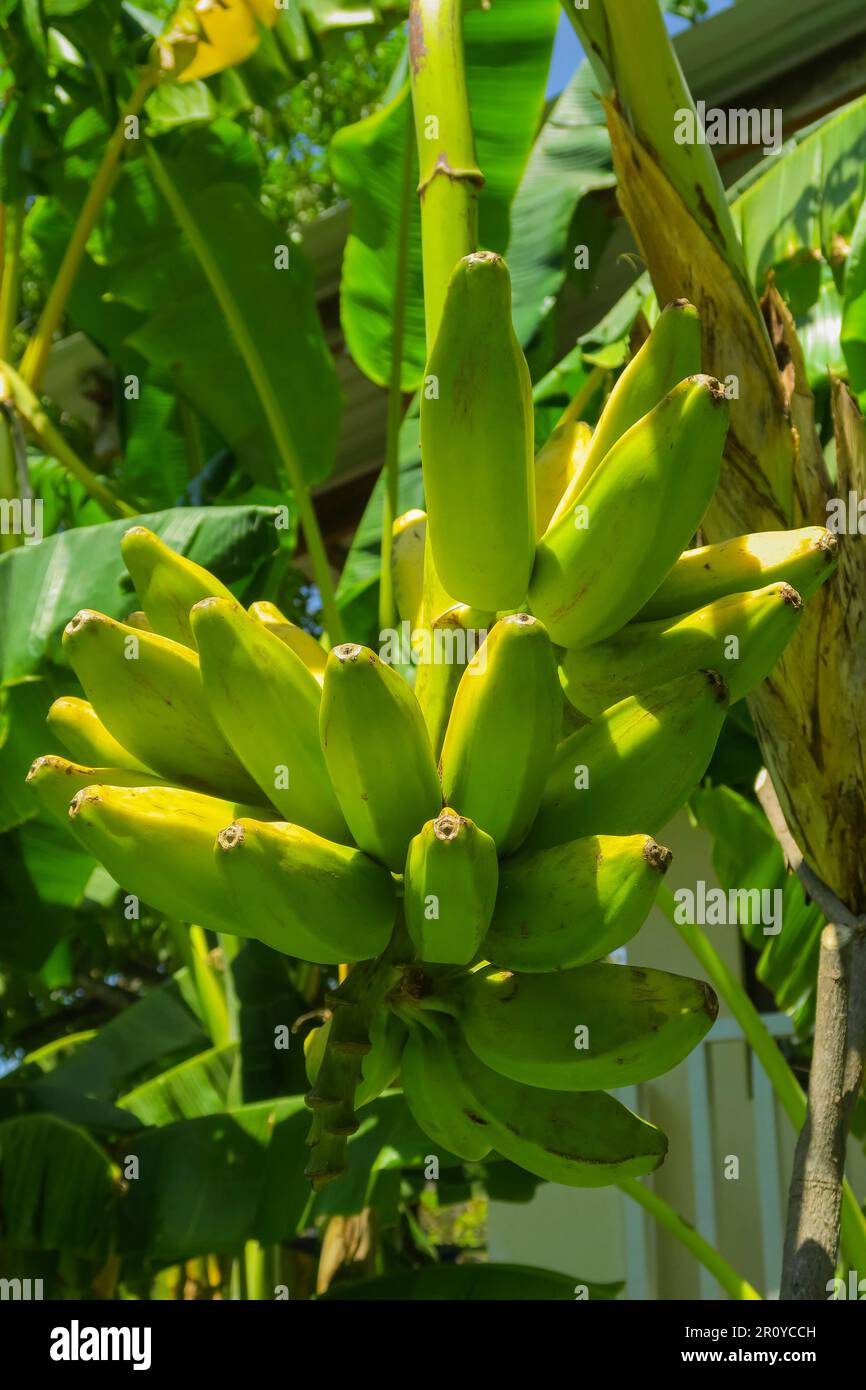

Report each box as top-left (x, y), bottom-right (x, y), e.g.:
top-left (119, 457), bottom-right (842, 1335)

top-left (420, 252), bottom-right (535, 610)
top-left (391, 509), bottom-right (427, 630)
top-left (439, 614), bottom-right (561, 855)
top-left (549, 298), bottom-right (702, 527)
top-left (47, 696), bottom-right (153, 774)
top-left (399, 1016), bottom-right (492, 1162)
top-left (429, 962), bottom-right (717, 1091)
top-left (415, 603), bottom-right (492, 759)
top-left (26, 755), bottom-right (168, 827)
top-left (305, 1008), bottom-right (406, 1107)
top-left (635, 525), bottom-right (839, 620)
top-left (192, 597), bottom-right (348, 841)
top-left (319, 644), bottom-right (442, 871)
top-left (63, 609), bottom-right (260, 802)
top-left (530, 376), bottom-right (730, 648)
top-left (560, 582), bottom-right (804, 717)
top-left (159, 0), bottom-right (275, 85)
top-left (247, 600), bottom-right (327, 683)
top-left (120, 525), bottom-right (234, 648)
top-left (404, 809), bottom-right (499, 965)
top-left (484, 833), bottom-right (671, 972)
top-left (68, 784), bottom-right (274, 934)
top-left (419, 1015), bottom-right (667, 1187)
top-left (534, 420), bottom-right (592, 537)
top-left (214, 817), bottom-right (396, 963)
top-left (524, 669), bottom-right (729, 851)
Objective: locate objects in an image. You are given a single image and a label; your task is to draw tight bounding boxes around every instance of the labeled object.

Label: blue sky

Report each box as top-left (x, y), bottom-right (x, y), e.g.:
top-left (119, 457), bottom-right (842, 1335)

top-left (548, 0), bottom-right (734, 96)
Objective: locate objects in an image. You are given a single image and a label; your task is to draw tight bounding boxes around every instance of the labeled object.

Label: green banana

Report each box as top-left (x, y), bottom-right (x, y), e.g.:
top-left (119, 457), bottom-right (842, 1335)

top-left (420, 252), bottom-right (535, 610)
top-left (247, 599), bottom-right (327, 683)
top-left (549, 299), bottom-right (702, 527)
top-left (635, 525), bottom-right (838, 620)
top-left (430, 962), bottom-right (717, 1091)
top-left (404, 809), bottom-right (499, 965)
top-left (399, 1016), bottom-right (492, 1162)
top-left (47, 696), bottom-right (153, 774)
top-left (483, 833), bottom-right (672, 972)
top-left (305, 1007), bottom-right (406, 1107)
top-left (63, 610), bottom-right (261, 802)
top-left (120, 525), bottom-right (234, 647)
top-left (559, 581), bottom-right (804, 717)
top-left (26, 754), bottom-right (168, 826)
top-left (534, 420), bottom-right (592, 537)
top-left (439, 614), bottom-right (561, 855)
top-left (524, 669), bottom-right (729, 851)
top-left (319, 643), bottom-right (442, 871)
top-left (214, 817), bottom-right (396, 962)
top-left (415, 603), bottom-right (492, 759)
top-left (530, 375), bottom-right (730, 648)
top-left (391, 509), bottom-right (427, 629)
top-left (67, 783), bottom-right (274, 934)
top-left (192, 597), bottom-right (348, 842)
top-left (426, 1015), bottom-right (668, 1186)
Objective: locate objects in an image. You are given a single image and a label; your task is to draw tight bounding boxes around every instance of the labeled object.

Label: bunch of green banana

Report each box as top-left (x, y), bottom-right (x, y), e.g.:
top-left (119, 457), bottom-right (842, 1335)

top-left (559, 581), bottom-right (804, 717)
top-left (399, 1013), bottom-right (667, 1186)
top-left (420, 252), bottom-right (535, 610)
top-left (28, 275), bottom-right (840, 1195)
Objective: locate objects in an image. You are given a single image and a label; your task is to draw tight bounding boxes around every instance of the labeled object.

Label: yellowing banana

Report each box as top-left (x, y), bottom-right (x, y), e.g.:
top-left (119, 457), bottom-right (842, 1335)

top-left (524, 669), bottom-right (729, 851)
top-left (559, 582), bottom-right (804, 717)
top-left (63, 609), bottom-right (260, 802)
top-left (27, 755), bottom-right (168, 827)
top-left (120, 526), bottom-right (234, 648)
top-left (549, 299), bottom-right (702, 527)
top-left (159, 0), bottom-right (274, 85)
top-left (399, 1016), bottom-right (492, 1162)
top-left (530, 376), bottom-right (730, 648)
top-left (391, 509), bottom-right (428, 630)
top-left (215, 817), bottom-right (396, 963)
top-left (192, 597), bottom-right (348, 842)
top-left (484, 833), bottom-right (672, 972)
top-left (635, 525), bottom-right (839, 620)
top-left (247, 600), bottom-right (327, 683)
top-left (404, 809), bottom-right (499, 965)
top-left (420, 252), bottom-right (535, 610)
top-left (68, 783), bottom-right (273, 934)
top-left (534, 420), bottom-right (592, 537)
top-left (319, 643), bottom-right (442, 871)
top-left (47, 696), bottom-right (153, 774)
top-left (433, 962), bottom-right (718, 1091)
top-left (439, 614), bottom-right (561, 855)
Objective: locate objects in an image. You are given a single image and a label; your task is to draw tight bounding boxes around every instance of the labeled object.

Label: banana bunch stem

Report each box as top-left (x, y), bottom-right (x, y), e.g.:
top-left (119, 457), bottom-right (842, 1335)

top-left (304, 918), bottom-right (412, 1188)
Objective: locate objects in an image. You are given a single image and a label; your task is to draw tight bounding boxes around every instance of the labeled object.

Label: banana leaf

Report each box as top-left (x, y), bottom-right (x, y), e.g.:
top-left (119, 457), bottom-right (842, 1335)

top-left (0, 1114), bottom-right (116, 1257)
top-left (118, 1043), bottom-right (238, 1125)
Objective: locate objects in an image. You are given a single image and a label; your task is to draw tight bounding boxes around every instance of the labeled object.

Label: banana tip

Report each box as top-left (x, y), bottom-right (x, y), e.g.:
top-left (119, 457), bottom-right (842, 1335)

top-left (818, 531), bottom-right (838, 555)
top-left (434, 810), bottom-right (464, 842)
top-left (702, 981), bottom-right (720, 1023)
top-left (69, 788), bottom-right (100, 818)
top-left (216, 821), bottom-right (245, 852)
top-left (779, 583), bottom-right (803, 610)
top-left (333, 642), bottom-right (365, 663)
top-left (665, 297), bottom-right (695, 312)
top-left (689, 373), bottom-right (726, 404)
top-left (645, 839), bottom-right (673, 875)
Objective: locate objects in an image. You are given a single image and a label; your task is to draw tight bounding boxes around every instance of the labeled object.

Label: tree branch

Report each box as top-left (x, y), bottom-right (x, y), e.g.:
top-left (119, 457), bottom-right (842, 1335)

top-left (755, 768), bottom-right (866, 1299)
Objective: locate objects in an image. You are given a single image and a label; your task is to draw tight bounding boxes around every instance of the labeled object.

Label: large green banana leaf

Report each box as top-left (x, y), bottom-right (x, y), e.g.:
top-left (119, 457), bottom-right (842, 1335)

top-left (118, 1043), bottom-right (238, 1125)
top-left (0, 1114), bottom-right (117, 1257)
